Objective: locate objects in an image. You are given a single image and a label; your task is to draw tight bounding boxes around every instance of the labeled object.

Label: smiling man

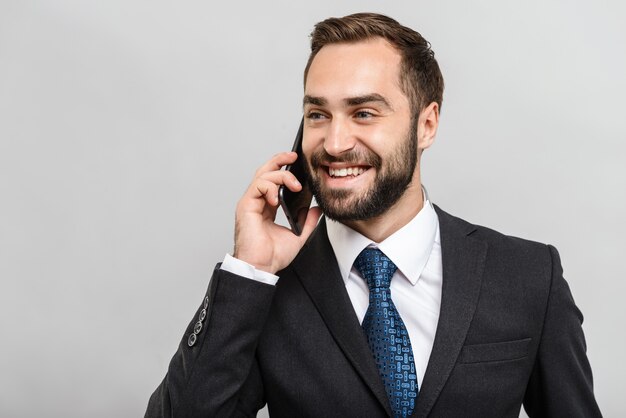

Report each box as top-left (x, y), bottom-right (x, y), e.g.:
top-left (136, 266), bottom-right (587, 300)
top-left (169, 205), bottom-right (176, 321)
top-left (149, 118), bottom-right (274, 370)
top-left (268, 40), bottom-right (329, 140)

top-left (146, 13), bottom-right (601, 418)
top-left (302, 37), bottom-right (435, 239)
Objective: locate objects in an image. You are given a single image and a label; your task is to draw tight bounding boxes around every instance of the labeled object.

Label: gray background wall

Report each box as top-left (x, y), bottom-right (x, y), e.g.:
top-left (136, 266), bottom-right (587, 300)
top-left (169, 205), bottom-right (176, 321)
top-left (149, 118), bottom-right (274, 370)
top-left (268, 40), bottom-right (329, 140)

top-left (1, 1), bottom-right (624, 417)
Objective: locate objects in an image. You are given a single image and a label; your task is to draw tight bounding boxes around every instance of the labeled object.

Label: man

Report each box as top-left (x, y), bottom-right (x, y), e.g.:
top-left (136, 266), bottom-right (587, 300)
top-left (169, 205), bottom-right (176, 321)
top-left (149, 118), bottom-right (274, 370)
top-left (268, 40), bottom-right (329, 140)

top-left (146, 13), bottom-right (601, 417)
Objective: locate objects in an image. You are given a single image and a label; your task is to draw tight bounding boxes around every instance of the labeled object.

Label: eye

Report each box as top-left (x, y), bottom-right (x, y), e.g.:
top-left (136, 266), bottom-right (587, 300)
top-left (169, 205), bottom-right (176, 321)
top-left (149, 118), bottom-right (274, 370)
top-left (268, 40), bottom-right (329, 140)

top-left (306, 111), bottom-right (327, 121)
top-left (354, 110), bottom-right (374, 119)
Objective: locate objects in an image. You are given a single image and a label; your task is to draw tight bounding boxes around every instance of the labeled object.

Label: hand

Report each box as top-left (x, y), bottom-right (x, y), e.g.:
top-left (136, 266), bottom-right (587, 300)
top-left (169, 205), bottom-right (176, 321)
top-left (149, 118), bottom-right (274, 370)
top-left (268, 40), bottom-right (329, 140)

top-left (233, 152), bottom-right (322, 274)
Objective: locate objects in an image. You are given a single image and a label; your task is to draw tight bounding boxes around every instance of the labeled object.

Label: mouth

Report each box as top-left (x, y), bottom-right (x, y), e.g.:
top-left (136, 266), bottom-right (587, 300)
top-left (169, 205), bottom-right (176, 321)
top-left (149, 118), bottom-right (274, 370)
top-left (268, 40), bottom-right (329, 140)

top-left (317, 164), bottom-right (373, 188)
top-left (309, 149), bottom-right (379, 183)
top-left (326, 165), bottom-right (369, 178)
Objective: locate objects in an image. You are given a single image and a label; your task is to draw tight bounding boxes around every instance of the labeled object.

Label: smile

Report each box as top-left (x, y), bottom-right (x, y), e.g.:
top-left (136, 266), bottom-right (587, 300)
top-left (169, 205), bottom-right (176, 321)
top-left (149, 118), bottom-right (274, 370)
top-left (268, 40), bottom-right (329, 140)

top-left (328, 166), bottom-right (368, 178)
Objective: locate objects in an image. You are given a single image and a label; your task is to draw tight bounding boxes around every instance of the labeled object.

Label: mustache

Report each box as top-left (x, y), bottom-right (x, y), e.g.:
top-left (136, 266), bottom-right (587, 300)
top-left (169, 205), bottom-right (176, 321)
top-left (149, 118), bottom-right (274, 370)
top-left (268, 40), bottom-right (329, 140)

top-left (309, 149), bottom-right (382, 169)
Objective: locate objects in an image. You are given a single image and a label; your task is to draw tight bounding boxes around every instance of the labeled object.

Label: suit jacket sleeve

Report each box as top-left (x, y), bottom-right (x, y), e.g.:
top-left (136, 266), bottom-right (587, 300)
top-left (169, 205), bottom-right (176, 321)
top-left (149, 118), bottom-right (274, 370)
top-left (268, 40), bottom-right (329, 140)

top-left (145, 265), bottom-right (276, 418)
top-left (523, 245), bottom-right (602, 417)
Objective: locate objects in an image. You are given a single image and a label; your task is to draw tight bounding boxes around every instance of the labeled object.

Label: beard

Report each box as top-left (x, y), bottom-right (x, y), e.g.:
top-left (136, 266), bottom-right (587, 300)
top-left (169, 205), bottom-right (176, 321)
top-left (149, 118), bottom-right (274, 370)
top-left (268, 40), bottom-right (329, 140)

top-left (303, 120), bottom-right (418, 222)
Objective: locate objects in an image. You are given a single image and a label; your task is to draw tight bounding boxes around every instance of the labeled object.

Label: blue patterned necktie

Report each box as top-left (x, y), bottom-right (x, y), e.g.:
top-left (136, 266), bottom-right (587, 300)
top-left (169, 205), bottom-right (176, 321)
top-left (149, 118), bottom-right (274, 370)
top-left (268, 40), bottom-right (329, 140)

top-left (354, 247), bottom-right (418, 418)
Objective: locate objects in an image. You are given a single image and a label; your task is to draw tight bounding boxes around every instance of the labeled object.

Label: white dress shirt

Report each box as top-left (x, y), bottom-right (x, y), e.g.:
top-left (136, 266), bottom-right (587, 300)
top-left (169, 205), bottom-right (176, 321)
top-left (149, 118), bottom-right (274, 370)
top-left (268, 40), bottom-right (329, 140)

top-left (221, 197), bottom-right (442, 386)
top-left (325, 198), bottom-right (442, 385)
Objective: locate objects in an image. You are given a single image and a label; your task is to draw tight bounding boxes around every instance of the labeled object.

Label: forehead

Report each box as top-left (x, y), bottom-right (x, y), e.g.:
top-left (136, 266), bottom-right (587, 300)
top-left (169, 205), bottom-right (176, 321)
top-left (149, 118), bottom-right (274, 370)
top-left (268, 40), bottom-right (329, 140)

top-left (304, 38), bottom-right (405, 104)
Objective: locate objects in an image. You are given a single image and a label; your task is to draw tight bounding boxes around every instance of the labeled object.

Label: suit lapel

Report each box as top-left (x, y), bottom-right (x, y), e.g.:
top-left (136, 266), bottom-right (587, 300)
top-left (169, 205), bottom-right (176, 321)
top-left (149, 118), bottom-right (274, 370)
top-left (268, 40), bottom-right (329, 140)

top-left (413, 207), bottom-right (488, 418)
top-left (291, 208), bottom-right (487, 418)
top-left (292, 219), bottom-right (393, 417)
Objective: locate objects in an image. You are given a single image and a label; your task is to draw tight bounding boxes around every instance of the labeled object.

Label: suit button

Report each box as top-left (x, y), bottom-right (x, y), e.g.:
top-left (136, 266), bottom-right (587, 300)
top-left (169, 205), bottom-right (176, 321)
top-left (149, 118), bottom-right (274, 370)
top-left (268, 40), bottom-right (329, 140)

top-left (194, 321), bottom-right (203, 334)
top-left (187, 333), bottom-right (197, 347)
top-left (203, 296), bottom-right (209, 309)
top-left (199, 308), bottom-right (207, 322)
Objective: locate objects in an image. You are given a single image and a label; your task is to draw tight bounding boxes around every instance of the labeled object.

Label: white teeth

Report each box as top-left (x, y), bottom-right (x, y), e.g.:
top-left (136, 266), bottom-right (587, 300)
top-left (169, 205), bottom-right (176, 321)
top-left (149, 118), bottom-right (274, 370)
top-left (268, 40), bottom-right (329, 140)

top-left (329, 167), bottom-right (366, 177)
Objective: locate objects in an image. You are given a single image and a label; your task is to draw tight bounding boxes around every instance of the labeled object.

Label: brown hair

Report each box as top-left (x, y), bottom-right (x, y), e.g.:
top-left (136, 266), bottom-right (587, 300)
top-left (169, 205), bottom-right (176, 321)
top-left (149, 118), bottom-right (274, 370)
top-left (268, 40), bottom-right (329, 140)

top-left (304, 13), bottom-right (444, 114)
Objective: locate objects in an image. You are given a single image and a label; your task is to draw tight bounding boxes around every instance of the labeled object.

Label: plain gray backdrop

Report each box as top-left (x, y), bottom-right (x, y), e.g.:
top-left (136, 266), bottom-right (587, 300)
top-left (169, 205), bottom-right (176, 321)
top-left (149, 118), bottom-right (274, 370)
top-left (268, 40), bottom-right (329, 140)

top-left (1, 1), bottom-right (624, 417)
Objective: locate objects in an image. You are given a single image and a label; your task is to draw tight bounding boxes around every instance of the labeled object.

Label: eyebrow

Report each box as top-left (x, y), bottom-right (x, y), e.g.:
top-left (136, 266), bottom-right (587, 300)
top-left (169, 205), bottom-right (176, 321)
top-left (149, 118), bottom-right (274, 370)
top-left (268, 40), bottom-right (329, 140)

top-left (303, 95), bottom-right (327, 107)
top-left (302, 93), bottom-right (393, 110)
top-left (345, 94), bottom-right (392, 109)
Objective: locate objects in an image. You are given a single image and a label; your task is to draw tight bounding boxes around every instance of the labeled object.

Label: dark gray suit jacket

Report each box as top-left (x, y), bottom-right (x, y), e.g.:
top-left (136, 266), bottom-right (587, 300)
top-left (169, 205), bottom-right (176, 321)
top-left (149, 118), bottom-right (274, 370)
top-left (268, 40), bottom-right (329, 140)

top-left (146, 207), bottom-right (601, 417)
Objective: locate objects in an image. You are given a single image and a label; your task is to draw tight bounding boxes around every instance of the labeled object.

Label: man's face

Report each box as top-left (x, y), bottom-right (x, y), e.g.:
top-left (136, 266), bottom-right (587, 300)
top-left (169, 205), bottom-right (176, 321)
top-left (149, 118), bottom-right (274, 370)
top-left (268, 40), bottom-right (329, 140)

top-left (302, 38), bottom-right (419, 222)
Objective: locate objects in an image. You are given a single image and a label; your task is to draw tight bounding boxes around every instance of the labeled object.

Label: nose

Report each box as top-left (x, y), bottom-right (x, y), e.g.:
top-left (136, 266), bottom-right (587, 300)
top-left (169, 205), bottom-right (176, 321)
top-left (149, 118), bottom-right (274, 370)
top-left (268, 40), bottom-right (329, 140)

top-left (323, 117), bottom-right (356, 157)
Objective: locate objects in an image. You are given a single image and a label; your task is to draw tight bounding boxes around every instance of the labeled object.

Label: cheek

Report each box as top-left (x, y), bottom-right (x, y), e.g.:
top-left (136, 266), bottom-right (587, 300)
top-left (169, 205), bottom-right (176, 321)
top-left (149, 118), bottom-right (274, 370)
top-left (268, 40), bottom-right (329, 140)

top-left (300, 139), bottom-right (315, 173)
top-left (301, 131), bottom-right (321, 159)
top-left (301, 136), bottom-right (312, 155)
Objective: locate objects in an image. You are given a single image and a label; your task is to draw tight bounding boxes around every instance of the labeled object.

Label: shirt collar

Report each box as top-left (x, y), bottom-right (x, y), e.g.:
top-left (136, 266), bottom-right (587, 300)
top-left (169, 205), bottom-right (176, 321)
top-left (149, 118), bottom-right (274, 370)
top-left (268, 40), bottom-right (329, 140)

top-left (326, 188), bottom-right (439, 286)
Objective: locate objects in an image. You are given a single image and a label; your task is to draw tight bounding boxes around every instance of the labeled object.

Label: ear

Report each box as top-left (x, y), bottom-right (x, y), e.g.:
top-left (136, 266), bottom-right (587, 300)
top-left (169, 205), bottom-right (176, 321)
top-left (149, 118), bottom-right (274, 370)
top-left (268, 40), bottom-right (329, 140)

top-left (417, 102), bottom-right (439, 151)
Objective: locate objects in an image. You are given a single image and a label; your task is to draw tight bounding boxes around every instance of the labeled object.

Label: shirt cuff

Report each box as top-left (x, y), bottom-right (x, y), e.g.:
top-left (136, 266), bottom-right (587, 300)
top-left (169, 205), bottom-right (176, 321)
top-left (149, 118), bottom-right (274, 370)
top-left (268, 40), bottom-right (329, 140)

top-left (220, 254), bottom-right (279, 286)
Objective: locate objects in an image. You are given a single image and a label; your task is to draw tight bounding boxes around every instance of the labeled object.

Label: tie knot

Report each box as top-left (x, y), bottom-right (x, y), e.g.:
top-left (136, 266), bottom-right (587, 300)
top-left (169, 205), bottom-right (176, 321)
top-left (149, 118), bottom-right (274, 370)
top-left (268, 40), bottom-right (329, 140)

top-left (353, 247), bottom-right (397, 291)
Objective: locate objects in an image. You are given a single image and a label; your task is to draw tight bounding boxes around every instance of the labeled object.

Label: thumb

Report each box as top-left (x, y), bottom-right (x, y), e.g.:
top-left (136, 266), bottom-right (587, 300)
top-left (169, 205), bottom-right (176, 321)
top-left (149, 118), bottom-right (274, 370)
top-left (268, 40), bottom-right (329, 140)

top-left (298, 206), bottom-right (323, 242)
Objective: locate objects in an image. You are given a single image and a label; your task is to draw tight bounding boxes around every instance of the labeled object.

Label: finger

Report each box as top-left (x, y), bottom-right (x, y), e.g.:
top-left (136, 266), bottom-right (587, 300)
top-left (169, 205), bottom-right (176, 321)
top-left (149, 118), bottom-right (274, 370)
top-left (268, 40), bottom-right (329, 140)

top-left (254, 152), bottom-right (298, 177)
top-left (298, 206), bottom-right (323, 241)
top-left (250, 179), bottom-right (281, 206)
top-left (258, 170), bottom-right (302, 192)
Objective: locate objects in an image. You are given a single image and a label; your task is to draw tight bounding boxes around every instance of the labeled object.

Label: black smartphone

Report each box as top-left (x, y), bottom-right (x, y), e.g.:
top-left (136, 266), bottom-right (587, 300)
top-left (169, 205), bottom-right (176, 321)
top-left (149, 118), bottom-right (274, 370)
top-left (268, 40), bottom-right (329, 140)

top-left (278, 119), bottom-right (313, 236)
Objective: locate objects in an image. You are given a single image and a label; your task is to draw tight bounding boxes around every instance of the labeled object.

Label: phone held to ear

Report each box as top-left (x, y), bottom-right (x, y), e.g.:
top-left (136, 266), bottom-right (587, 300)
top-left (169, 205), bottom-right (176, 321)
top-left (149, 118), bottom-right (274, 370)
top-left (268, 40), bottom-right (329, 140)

top-left (278, 119), bottom-right (314, 236)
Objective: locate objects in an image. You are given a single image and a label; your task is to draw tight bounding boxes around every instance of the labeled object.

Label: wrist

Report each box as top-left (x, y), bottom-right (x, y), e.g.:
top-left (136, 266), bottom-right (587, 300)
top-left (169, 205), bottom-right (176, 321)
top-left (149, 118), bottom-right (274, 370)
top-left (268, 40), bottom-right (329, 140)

top-left (222, 254), bottom-right (279, 285)
top-left (232, 251), bottom-right (277, 275)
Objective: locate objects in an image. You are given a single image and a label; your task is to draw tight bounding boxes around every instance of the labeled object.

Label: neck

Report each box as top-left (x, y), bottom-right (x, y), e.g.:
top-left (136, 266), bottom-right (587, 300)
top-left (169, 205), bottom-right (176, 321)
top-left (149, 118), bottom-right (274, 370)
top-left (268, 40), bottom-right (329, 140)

top-left (343, 179), bottom-right (424, 243)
